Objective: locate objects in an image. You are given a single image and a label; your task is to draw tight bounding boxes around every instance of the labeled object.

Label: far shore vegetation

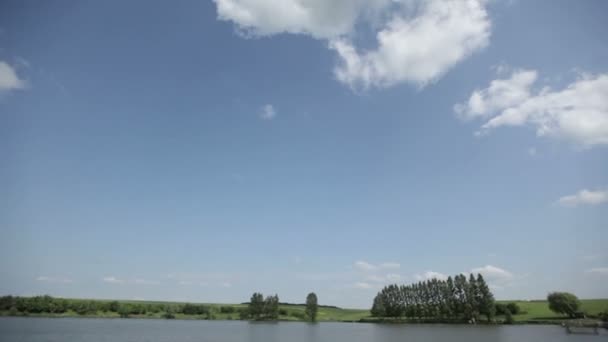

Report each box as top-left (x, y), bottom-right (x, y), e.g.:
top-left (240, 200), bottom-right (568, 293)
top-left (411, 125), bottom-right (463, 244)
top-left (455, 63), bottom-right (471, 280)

top-left (1, 275), bottom-right (607, 325)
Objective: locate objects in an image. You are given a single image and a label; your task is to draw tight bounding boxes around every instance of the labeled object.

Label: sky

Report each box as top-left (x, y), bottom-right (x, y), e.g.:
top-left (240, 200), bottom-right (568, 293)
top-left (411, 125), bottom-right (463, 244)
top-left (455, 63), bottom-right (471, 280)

top-left (0, 0), bottom-right (607, 309)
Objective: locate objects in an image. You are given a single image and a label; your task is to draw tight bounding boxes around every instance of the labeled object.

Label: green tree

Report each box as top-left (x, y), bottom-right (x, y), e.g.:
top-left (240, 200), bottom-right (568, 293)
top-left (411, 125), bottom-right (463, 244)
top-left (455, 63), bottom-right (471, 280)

top-left (248, 293), bottom-right (265, 319)
top-left (305, 292), bottom-right (318, 322)
top-left (476, 274), bottom-right (495, 321)
top-left (547, 292), bottom-right (580, 318)
top-left (263, 294), bottom-right (279, 320)
top-left (371, 293), bottom-right (386, 317)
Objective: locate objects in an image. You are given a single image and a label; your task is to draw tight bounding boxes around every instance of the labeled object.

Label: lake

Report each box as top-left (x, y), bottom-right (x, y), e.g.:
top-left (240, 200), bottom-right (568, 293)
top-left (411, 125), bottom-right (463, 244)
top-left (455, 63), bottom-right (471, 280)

top-left (0, 317), bottom-right (604, 342)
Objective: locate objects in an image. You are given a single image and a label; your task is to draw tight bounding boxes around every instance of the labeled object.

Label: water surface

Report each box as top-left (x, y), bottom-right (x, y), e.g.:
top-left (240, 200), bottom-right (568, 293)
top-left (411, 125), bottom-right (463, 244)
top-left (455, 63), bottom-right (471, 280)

top-left (0, 317), bottom-right (604, 342)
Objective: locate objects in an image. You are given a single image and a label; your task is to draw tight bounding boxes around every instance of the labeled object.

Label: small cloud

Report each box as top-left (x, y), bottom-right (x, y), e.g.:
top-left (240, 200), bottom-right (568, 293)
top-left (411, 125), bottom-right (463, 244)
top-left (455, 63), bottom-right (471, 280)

top-left (557, 189), bottom-right (608, 207)
top-left (0, 61), bottom-right (27, 92)
top-left (36, 276), bottom-right (73, 284)
top-left (354, 260), bottom-right (377, 271)
top-left (102, 276), bottom-right (124, 284)
top-left (414, 271), bottom-right (448, 281)
top-left (259, 104), bottom-right (276, 120)
top-left (585, 267), bottom-right (608, 275)
top-left (353, 282), bottom-right (373, 289)
top-left (528, 147), bottom-right (536, 156)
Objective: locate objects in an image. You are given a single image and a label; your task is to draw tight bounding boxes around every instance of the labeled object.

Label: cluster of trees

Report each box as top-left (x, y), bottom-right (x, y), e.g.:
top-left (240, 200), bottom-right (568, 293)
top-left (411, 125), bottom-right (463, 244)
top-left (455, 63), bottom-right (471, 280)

top-left (246, 293), bottom-right (280, 320)
top-left (371, 274), bottom-right (495, 322)
top-left (0, 295), bottom-right (220, 318)
top-left (244, 292), bottom-right (319, 322)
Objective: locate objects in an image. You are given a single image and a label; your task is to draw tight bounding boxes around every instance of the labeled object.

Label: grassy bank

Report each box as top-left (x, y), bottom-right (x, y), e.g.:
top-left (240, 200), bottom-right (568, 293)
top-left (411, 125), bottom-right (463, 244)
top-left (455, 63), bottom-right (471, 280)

top-left (1, 297), bottom-right (607, 324)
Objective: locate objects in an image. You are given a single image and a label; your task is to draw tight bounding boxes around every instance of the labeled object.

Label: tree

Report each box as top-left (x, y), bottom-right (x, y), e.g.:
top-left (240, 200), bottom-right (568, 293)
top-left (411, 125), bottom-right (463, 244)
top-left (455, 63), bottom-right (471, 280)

top-left (263, 294), bottom-right (279, 320)
top-left (547, 292), bottom-right (580, 318)
top-left (305, 292), bottom-right (318, 322)
top-left (476, 274), bottom-right (495, 321)
top-left (249, 293), bottom-right (265, 319)
top-left (371, 293), bottom-right (386, 317)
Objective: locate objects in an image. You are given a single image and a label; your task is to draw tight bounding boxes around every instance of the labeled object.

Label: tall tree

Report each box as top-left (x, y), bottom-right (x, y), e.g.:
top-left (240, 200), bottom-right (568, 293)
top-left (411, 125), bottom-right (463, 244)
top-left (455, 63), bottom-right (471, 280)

top-left (476, 273), bottom-right (495, 321)
top-left (305, 292), bottom-right (319, 322)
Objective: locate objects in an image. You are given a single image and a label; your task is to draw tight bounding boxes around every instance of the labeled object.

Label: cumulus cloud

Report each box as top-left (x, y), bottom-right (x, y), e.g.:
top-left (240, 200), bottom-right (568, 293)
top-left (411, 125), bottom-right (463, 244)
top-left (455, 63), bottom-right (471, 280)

top-left (456, 69), bottom-right (608, 147)
top-left (454, 69), bottom-right (538, 120)
top-left (585, 267), bottom-right (608, 275)
top-left (259, 104), bottom-right (276, 120)
top-left (214, 0), bottom-right (491, 89)
top-left (36, 276), bottom-right (73, 284)
top-left (331, 0), bottom-right (490, 89)
top-left (557, 189), bottom-right (608, 207)
top-left (414, 271), bottom-right (447, 281)
top-left (0, 61), bottom-right (27, 92)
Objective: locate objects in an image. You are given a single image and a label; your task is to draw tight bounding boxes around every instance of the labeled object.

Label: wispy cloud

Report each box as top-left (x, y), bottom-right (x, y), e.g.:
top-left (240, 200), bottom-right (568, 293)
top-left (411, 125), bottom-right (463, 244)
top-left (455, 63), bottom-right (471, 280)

top-left (354, 260), bottom-right (400, 272)
top-left (36, 276), bottom-right (73, 284)
top-left (102, 276), bottom-right (125, 284)
top-left (0, 61), bottom-right (27, 92)
top-left (557, 189), bottom-right (608, 207)
top-left (259, 104), bottom-right (276, 120)
top-left (353, 282), bottom-right (374, 290)
top-left (585, 267), bottom-right (608, 275)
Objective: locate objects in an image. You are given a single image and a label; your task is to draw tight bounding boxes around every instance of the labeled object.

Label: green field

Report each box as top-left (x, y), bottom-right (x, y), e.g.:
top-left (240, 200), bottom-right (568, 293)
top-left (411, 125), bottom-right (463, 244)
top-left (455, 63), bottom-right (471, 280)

top-left (496, 299), bottom-right (608, 322)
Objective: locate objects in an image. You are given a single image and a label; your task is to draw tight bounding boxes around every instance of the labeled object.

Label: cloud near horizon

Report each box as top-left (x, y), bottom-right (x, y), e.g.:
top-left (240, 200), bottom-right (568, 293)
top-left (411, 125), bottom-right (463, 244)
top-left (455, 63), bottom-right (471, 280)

top-left (214, 0), bottom-right (491, 90)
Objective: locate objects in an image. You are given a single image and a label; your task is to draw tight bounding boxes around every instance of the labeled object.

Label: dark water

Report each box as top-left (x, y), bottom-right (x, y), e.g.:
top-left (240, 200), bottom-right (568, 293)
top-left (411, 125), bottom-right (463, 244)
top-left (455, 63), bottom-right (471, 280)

top-left (0, 317), bottom-right (605, 342)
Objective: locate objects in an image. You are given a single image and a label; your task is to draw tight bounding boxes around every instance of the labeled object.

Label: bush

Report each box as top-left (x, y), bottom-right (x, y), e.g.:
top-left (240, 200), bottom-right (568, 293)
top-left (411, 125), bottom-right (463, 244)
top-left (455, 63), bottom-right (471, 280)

top-left (162, 311), bottom-right (175, 319)
top-left (279, 309), bottom-right (288, 316)
top-left (506, 303), bottom-right (521, 315)
top-left (220, 306), bottom-right (235, 314)
top-left (504, 310), bottom-right (514, 324)
top-left (547, 292), bottom-right (580, 318)
top-left (599, 310), bottom-right (608, 322)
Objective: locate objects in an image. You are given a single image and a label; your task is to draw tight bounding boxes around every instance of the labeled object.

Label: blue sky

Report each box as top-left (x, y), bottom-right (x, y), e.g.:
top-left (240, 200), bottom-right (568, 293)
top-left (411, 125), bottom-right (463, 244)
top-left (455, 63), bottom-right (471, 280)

top-left (1, 0), bottom-right (607, 308)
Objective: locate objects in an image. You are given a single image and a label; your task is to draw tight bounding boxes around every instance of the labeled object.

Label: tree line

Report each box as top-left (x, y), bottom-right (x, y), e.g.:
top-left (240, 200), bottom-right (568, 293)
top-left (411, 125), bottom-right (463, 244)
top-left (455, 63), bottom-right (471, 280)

top-left (243, 292), bottom-right (318, 322)
top-left (371, 273), bottom-right (495, 322)
top-left (0, 295), bottom-right (233, 319)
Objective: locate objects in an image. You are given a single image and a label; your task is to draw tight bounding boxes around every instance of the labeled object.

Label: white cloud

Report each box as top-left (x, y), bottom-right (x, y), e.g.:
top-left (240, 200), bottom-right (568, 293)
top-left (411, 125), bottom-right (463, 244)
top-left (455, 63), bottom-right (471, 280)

top-left (102, 276), bottom-right (124, 284)
top-left (354, 260), bottom-right (400, 272)
top-left (470, 265), bottom-right (513, 283)
top-left (558, 189), bottom-right (608, 207)
top-left (586, 267), bottom-right (608, 275)
top-left (0, 61), bottom-right (26, 92)
top-left (366, 273), bottom-right (401, 283)
top-left (454, 69), bottom-right (538, 120)
top-left (36, 276), bottom-right (73, 284)
top-left (214, 0), bottom-right (491, 90)
top-left (259, 104), bottom-right (276, 120)
top-left (331, 0), bottom-right (490, 89)
top-left (414, 271), bottom-right (447, 281)
top-left (457, 69), bottom-right (608, 147)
